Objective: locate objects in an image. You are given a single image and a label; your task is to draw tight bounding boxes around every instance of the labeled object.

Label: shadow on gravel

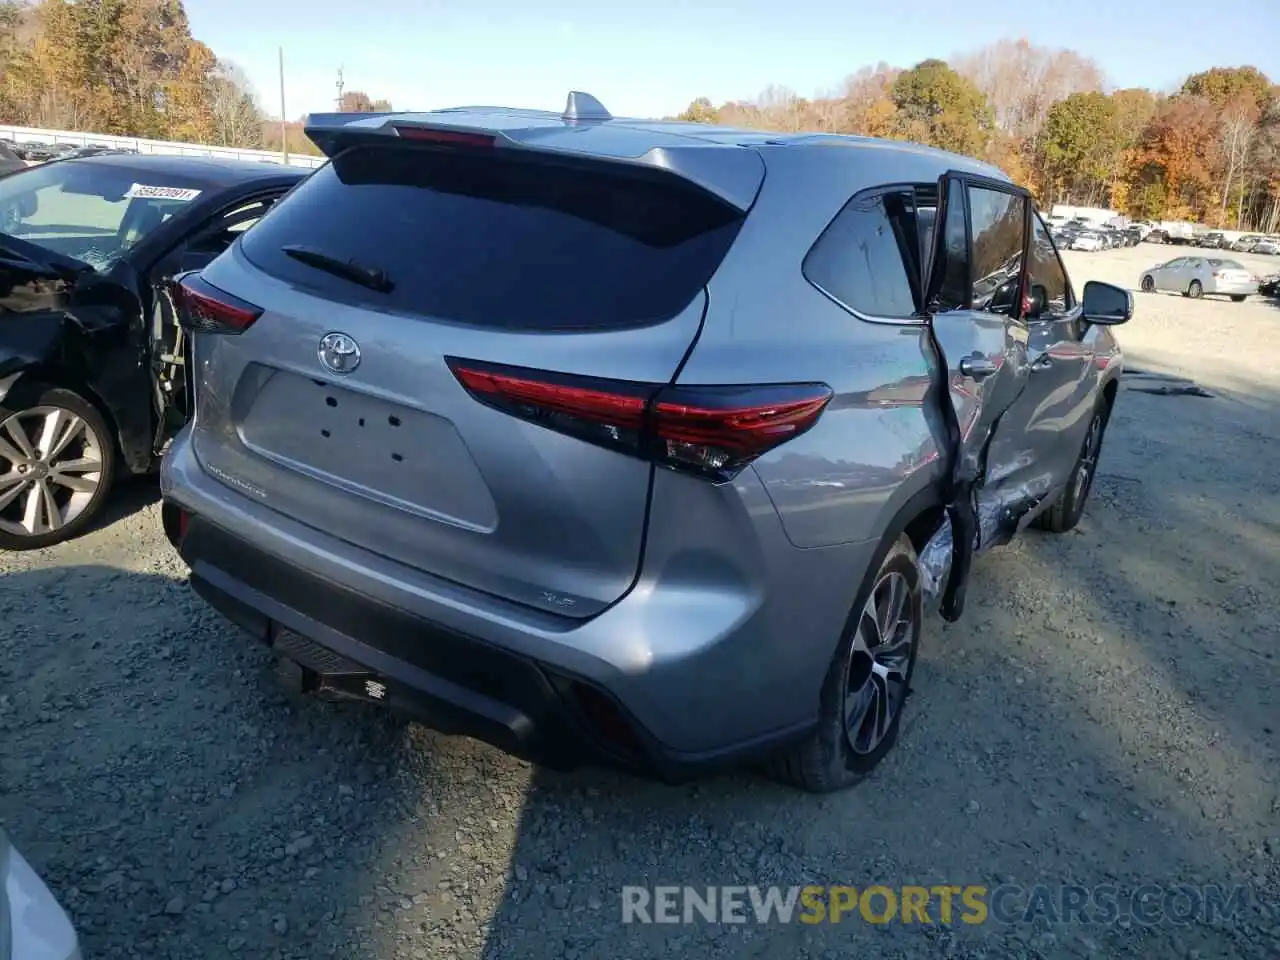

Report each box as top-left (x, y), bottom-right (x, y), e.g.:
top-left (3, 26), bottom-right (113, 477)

top-left (85, 474), bottom-right (161, 536)
top-left (0, 375), bottom-right (1276, 960)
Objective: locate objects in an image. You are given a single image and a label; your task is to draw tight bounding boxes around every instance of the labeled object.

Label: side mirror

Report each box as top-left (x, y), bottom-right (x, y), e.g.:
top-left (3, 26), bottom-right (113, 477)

top-left (1081, 280), bottom-right (1132, 325)
top-left (1025, 282), bottom-right (1049, 318)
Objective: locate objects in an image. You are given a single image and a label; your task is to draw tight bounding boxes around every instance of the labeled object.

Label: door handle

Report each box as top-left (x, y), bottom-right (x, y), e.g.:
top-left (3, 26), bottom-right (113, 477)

top-left (959, 354), bottom-right (999, 380)
top-left (1030, 353), bottom-right (1054, 371)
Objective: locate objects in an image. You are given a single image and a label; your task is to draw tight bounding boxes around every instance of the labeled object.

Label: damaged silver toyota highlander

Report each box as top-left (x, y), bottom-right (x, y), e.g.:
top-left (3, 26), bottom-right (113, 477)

top-left (160, 92), bottom-right (1130, 792)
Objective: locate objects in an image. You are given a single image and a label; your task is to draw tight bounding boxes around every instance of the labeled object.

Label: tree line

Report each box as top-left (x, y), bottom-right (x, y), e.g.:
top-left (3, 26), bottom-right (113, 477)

top-left (676, 39), bottom-right (1280, 232)
top-left (0, 0), bottom-right (391, 155)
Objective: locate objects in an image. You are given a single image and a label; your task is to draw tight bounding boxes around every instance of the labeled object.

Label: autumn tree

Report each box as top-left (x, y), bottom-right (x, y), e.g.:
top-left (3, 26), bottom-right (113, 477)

top-left (1131, 95), bottom-right (1220, 219)
top-left (840, 63), bottom-right (899, 137)
top-left (1182, 66), bottom-right (1272, 112)
top-left (954, 38), bottom-right (1104, 142)
top-left (891, 58), bottom-right (993, 155)
top-left (1039, 92), bottom-right (1121, 205)
top-left (165, 39), bottom-right (216, 142)
top-left (209, 60), bottom-right (261, 147)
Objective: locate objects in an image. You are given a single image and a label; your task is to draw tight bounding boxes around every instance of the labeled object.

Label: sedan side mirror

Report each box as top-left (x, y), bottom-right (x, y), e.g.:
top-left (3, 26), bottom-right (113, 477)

top-left (1081, 280), bottom-right (1132, 325)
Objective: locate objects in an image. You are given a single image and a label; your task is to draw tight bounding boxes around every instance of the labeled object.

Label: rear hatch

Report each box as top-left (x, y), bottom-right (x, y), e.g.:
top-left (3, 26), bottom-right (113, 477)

top-left (187, 134), bottom-right (752, 617)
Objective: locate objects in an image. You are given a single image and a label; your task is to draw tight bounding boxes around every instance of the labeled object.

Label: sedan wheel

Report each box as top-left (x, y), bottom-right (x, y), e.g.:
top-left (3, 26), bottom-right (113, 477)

top-left (1141, 275), bottom-right (1155, 292)
top-left (1188, 279), bottom-right (1203, 299)
top-left (0, 384), bottom-right (115, 550)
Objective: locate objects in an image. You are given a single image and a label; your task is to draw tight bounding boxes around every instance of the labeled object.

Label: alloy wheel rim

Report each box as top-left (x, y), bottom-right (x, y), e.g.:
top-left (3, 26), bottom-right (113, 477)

top-left (844, 570), bottom-right (915, 756)
top-left (0, 405), bottom-right (105, 537)
top-left (1072, 413), bottom-right (1103, 505)
top-left (1142, 276), bottom-right (1153, 291)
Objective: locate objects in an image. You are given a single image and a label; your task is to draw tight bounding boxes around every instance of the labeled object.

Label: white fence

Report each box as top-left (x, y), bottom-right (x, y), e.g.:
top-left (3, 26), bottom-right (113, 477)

top-left (0, 123), bottom-right (327, 169)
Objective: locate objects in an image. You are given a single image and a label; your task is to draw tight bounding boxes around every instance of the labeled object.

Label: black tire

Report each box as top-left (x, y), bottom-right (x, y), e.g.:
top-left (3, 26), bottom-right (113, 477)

top-left (1188, 280), bottom-right (1203, 299)
top-left (0, 381), bottom-right (116, 551)
top-left (1140, 275), bottom-right (1155, 293)
top-left (1231, 294), bottom-right (1247, 302)
top-left (1034, 402), bottom-right (1109, 534)
top-left (770, 535), bottom-right (922, 793)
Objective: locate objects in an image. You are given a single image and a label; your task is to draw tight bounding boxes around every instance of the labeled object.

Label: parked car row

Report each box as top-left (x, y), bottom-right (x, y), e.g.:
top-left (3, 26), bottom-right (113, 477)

top-left (1049, 220), bottom-right (1142, 252)
top-left (0, 137), bottom-right (139, 168)
top-left (1145, 227), bottom-right (1280, 253)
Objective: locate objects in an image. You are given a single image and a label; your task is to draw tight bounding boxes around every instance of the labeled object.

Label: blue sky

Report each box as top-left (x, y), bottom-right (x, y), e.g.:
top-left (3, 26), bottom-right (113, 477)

top-left (186, 0), bottom-right (1280, 120)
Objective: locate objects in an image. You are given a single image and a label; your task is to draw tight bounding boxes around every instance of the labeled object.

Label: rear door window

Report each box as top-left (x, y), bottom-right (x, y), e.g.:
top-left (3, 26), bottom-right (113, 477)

top-left (239, 145), bottom-right (745, 331)
top-left (803, 190), bottom-right (921, 319)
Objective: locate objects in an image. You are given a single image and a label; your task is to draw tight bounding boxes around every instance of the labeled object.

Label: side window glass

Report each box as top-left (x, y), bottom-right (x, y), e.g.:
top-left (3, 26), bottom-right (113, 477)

top-left (968, 186), bottom-right (1026, 316)
top-left (803, 190), bottom-right (920, 319)
top-left (1026, 213), bottom-right (1074, 319)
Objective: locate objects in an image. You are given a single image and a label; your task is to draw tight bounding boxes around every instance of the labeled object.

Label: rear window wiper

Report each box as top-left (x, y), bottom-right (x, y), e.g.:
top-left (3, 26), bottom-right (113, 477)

top-left (280, 244), bottom-right (394, 293)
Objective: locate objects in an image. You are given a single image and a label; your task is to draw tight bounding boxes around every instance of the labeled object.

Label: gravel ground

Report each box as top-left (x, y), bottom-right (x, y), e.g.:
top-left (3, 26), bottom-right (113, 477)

top-left (2, 242), bottom-right (1278, 960)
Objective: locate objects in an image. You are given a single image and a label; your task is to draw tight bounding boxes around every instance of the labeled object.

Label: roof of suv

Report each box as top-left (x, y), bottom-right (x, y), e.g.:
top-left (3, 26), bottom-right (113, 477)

top-left (304, 95), bottom-right (1012, 208)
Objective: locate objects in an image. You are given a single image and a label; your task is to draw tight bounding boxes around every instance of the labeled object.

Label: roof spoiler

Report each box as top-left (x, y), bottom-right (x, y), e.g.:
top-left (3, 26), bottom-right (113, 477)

top-left (302, 99), bottom-right (764, 211)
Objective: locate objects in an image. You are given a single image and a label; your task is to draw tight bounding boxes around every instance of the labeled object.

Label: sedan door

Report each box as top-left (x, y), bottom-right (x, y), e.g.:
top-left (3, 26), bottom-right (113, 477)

top-left (1182, 257), bottom-right (1208, 293)
top-left (1155, 257), bottom-right (1186, 291)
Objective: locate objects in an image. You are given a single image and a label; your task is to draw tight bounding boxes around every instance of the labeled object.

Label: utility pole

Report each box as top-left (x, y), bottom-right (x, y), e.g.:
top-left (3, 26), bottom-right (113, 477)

top-left (336, 66), bottom-right (345, 111)
top-left (278, 47), bottom-right (288, 165)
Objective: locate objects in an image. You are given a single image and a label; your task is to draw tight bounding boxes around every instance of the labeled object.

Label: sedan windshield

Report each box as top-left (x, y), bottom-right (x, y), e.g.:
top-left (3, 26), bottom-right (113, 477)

top-left (0, 160), bottom-right (195, 271)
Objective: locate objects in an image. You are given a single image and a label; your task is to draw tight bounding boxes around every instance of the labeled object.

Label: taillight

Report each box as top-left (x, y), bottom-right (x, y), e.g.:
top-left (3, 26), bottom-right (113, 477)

top-left (447, 358), bottom-right (832, 482)
top-left (175, 274), bottom-right (263, 334)
top-left (394, 126), bottom-right (495, 148)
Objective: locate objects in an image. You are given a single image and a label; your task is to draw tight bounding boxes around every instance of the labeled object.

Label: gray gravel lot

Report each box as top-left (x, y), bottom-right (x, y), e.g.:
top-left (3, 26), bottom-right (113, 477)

top-left (2, 242), bottom-right (1278, 960)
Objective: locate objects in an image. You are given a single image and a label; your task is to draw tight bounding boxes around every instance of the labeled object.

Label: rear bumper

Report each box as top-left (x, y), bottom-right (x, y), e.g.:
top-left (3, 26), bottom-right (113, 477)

top-left (166, 508), bottom-right (810, 779)
top-left (1206, 281), bottom-right (1258, 295)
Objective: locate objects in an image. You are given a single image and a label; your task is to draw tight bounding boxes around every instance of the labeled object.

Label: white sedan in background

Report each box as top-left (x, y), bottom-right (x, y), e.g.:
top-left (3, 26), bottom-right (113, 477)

top-left (1069, 231), bottom-right (1105, 251)
top-left (2, 829), bottom-right (81, 960)
top-left (1138, 256), bottom-right (1260, 302)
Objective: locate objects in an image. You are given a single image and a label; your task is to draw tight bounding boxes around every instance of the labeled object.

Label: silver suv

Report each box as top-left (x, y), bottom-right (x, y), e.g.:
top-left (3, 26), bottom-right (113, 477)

top-left (160, 92), bottom-right (1130, 792)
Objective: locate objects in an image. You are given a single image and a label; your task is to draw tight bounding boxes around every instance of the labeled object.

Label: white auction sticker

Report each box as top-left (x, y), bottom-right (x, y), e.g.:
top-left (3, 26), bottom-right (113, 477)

top-left (125, 183), bottom-right (203, 201)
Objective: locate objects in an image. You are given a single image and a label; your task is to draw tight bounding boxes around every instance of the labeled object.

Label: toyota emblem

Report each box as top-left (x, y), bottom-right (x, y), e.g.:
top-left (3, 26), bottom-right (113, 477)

top-left (318, 332), bottom-right (361, 375)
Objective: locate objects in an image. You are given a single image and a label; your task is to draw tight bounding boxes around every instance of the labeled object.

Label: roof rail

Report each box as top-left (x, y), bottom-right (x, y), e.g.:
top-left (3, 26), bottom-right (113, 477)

top-left (562, 91), bottom-right (612, 123)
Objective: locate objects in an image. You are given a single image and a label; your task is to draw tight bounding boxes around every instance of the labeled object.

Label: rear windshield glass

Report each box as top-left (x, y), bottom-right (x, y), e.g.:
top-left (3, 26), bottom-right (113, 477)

top-left (1207, 259), bottom-right (1245, 269)
top-left (239, 145), bottom-right (745, 331)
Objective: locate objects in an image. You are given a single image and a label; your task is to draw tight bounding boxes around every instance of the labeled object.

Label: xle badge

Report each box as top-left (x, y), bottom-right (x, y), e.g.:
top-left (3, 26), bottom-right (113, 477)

top-left (364, 680), bottom-right (387, 700)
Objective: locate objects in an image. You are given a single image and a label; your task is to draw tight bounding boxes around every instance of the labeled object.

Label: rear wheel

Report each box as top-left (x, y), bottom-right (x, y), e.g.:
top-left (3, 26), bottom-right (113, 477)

top-left (1141, 275), bottom-right (1155, 292)
top-left (770, 536), bottom-right (921, 793)
top-left (1034, 403), bottom-right (1108, 534)
top-left (1188, 279), bottom-right (1203, 299)
top-left (0, 383), bottom-right (115, 551)
top-left (1231, 294), bottom-right (1247, 302)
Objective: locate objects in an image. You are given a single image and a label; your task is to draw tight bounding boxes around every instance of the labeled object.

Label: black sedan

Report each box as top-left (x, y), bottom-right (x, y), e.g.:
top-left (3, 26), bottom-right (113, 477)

top-left (0, 153), bottom-right (306, 549)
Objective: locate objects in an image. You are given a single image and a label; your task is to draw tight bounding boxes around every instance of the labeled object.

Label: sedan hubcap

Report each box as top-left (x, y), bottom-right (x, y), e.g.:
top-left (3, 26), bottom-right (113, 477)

top-left (0, 405), bottom-right (104, 537)
top-left (844, 570), bottom-right (915, 755)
